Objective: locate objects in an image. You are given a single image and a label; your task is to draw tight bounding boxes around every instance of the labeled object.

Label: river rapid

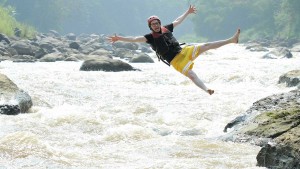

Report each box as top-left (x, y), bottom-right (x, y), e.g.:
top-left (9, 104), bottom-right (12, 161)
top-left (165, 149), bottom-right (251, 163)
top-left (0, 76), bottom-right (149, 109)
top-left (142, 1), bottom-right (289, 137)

top-left (0, 44), bottom-right (299, 169)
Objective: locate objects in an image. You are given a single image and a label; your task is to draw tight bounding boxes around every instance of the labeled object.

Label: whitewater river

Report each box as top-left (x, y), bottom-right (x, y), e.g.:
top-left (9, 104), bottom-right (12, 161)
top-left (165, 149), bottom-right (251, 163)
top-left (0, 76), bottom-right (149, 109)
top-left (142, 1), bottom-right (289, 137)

top-left (0, 44), bottom-right (299, 169)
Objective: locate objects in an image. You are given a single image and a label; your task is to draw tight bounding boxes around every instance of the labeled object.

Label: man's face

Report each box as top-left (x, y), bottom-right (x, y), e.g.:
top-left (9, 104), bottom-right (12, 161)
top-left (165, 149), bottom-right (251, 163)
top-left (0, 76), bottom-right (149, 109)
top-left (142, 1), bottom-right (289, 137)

top-left (150, 20), bottom-right (161, 32)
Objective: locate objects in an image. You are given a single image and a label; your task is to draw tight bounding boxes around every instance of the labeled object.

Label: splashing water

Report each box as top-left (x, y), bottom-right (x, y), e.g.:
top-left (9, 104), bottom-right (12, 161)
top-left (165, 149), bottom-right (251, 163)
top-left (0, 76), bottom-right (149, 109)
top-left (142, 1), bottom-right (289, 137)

top-left (0, 45), bottom-right (299, 168)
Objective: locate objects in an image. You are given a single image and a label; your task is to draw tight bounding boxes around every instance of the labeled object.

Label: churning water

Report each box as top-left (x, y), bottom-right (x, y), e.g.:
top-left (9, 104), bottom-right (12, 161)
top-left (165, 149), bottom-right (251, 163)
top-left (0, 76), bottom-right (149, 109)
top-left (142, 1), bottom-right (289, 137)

top-left (0, 44), bottom-right (299, 169)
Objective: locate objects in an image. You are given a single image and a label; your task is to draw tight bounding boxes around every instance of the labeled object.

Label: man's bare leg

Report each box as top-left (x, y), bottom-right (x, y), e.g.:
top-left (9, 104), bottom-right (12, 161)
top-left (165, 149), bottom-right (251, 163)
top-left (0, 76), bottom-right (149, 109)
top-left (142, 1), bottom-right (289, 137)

top-left (197, 29), bottom-right (240, 56)
top-left (185, 29), bottom-right (240, 94)
top-left (187, 70), bottom-right (214, 95)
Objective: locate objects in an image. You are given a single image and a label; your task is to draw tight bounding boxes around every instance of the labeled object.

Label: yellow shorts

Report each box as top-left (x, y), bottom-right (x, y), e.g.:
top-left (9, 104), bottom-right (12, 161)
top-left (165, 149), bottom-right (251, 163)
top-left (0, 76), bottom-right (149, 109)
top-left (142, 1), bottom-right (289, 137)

top-left (170, 45), bottom-right (201, 76)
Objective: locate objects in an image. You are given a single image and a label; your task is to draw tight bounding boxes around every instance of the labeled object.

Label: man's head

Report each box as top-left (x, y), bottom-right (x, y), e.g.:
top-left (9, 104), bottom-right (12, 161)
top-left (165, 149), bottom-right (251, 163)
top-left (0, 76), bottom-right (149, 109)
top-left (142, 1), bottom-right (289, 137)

top-left (147, 15), bottom-right (161, 32)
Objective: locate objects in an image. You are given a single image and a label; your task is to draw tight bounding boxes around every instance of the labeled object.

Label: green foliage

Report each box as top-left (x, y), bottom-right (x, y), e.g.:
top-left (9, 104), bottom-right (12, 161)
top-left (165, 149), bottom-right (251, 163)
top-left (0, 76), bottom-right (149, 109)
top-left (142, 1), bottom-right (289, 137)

top-left (1, 0), bottom-right (68, 32)
top-left (274, 0), bottom-right (300, 39)
top-left (192, 0), bottom-right (299, 41)
top-left (0, 5), bottom-right (36, 38)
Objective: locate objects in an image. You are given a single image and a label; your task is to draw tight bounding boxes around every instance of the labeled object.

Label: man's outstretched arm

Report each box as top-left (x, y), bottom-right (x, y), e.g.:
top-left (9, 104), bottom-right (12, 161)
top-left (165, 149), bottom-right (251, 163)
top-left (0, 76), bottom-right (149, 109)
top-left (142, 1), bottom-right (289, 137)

top-left (107, 34), bottom-right (147, 43)
top-left (172, 5), bottom-right (197, 28)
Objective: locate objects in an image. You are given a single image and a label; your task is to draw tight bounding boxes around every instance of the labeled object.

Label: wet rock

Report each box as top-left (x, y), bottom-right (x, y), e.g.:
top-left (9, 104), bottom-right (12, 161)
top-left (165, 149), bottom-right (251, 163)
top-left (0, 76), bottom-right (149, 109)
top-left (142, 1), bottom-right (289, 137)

top-left (223, 90), bottom-right (300, 169)
top-left (39, 52), bottom-right (65, 62)
top-left (10, 41), bottom-right (37, 56)
top-left (0, 33), bottom-right (10, 44)
top-left (256, 142), bottom-right (300, 169)
top-left (69, 41), bottom-right (80, 50)
top-left (279, 70), bottom-right (300, 87)
top-left (15, 90), bottom-right (33, 113)
top-left (263, 47), bottom-right (293, 59)
top-left (0, 105), bottom-right (20, 115)
top-left (223, 115), bottom-right (246, 132)
top-left (0, 73), bottom-right (32, 115)
top-left (129, 53), bottom-right (154, 63)
top-left (80, 57), bottom-right (139, 72)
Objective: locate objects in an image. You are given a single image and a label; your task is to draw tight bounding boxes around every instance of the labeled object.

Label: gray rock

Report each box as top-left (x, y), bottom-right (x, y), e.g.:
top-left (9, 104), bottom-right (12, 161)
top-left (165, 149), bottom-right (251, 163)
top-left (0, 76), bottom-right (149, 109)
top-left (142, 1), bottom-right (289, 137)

top-left (279, 70), bottom-right (300, 87)
top-left (80, 57), bottom-right (138, 72)
top-left (0, 33), bottom-right (10, 44)
top-left (222, 90), bottom-right (300, 169)
top-left (69, 41), bottom-right (80, 50)
top-left (257, 139), bottom-right (300, 169)
top-left (263, 47), bottom-right (293, 59)
top-left (10, 41), bottom-right (36, 56)
top-left (129, 53), bottom-right (154, 63)
top-left (0, 73), bottom-right (32, 115)
top-left (39, 52), bottom-right (65, 62)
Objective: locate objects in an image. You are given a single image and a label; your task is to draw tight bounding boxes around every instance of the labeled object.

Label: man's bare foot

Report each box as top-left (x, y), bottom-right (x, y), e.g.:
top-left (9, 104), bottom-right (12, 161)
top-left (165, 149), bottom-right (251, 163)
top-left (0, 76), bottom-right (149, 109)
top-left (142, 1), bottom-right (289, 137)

top-left (207, 89), bottom-right (214, 95)
top-left (231, 28), bottom-right (240, 43)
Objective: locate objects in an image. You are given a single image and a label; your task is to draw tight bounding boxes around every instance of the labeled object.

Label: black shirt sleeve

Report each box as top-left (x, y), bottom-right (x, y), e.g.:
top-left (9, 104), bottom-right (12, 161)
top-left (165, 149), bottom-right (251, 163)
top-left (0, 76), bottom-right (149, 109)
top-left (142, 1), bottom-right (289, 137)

top-left (164, 23), bottom-right (174, 32)
top-left (144, 33), bottom-right (153, 44)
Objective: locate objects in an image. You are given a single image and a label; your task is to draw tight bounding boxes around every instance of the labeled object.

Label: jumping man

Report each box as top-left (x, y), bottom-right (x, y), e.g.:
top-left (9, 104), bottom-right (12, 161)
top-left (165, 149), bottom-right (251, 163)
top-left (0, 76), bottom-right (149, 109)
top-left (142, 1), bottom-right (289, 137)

top-left (107, 5), bottom-right (240, 95)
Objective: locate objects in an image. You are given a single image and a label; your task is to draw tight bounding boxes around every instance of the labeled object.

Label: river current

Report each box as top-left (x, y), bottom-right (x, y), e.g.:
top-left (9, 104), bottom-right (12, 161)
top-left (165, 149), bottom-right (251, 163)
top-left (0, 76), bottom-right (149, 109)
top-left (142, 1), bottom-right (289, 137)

top-left (0, 44), bottom-right (299, 168)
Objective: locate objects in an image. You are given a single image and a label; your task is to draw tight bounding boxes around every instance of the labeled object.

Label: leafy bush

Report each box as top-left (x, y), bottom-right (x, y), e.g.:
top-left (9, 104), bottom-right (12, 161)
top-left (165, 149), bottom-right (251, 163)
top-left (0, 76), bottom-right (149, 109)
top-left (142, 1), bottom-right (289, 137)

top-left (0, 5), bottom-right (36, 38)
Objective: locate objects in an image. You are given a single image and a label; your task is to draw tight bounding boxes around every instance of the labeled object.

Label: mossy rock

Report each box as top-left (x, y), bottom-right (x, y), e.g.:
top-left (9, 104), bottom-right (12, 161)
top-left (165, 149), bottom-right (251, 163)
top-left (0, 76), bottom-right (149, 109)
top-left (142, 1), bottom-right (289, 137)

top-left (245, 106), bottom-right (300, 139)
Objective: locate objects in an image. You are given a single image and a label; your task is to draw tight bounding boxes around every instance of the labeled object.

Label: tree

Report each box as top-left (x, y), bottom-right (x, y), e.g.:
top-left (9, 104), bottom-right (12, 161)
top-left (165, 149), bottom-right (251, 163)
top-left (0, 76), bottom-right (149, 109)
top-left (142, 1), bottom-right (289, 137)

top-left (275, 0), bottom-right (300, 39)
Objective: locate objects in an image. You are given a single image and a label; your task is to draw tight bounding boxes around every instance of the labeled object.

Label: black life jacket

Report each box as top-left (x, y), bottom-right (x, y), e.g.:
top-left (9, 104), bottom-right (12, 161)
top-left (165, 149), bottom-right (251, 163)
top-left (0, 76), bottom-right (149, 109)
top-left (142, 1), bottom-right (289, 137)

top-left (150, 27), bottom-right (182, 66)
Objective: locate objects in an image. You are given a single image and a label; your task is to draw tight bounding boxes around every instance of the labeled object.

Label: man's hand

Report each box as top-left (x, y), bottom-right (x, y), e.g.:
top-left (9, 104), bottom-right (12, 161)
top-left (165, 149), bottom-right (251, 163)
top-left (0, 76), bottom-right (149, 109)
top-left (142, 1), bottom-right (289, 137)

top-left (173, 5), bottom-right (197, 27)
top-left (187, 5), bottom-right (197, 15)
top-left (107, 34), bottom-right (120, 43)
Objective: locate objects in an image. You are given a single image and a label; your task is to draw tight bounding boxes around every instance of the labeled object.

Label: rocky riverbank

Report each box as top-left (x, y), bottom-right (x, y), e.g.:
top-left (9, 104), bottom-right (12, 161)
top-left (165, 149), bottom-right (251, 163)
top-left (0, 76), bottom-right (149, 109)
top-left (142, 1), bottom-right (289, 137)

top-left (0, 31), bottom-right (157, 115)
top-left (0, 31), bottom-right (154, 72)
top-left (223, 88), bottom-right (300, 169)
top-left (223, 38), bottom-right (300, 169)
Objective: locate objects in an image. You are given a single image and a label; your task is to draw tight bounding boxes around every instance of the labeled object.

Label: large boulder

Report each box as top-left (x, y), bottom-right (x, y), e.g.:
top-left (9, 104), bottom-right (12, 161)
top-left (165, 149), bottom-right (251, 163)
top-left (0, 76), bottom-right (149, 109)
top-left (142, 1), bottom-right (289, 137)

top-left (223, 90), bottom-right (300, 169)
top-left (279, 70), bottom-right (300, 87)
top-left (39, 52), bottom-right (65, 62)
top-left (80, 56), bottom-right (138, 72)
top-left (0, 33), bottom-right (10, 44)
top-left (0, 73), bottom-right (32, 115)
top-left (10, 41), bottom-right (39, 56)
top-left (69, 41), bottom-right (80, 50)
